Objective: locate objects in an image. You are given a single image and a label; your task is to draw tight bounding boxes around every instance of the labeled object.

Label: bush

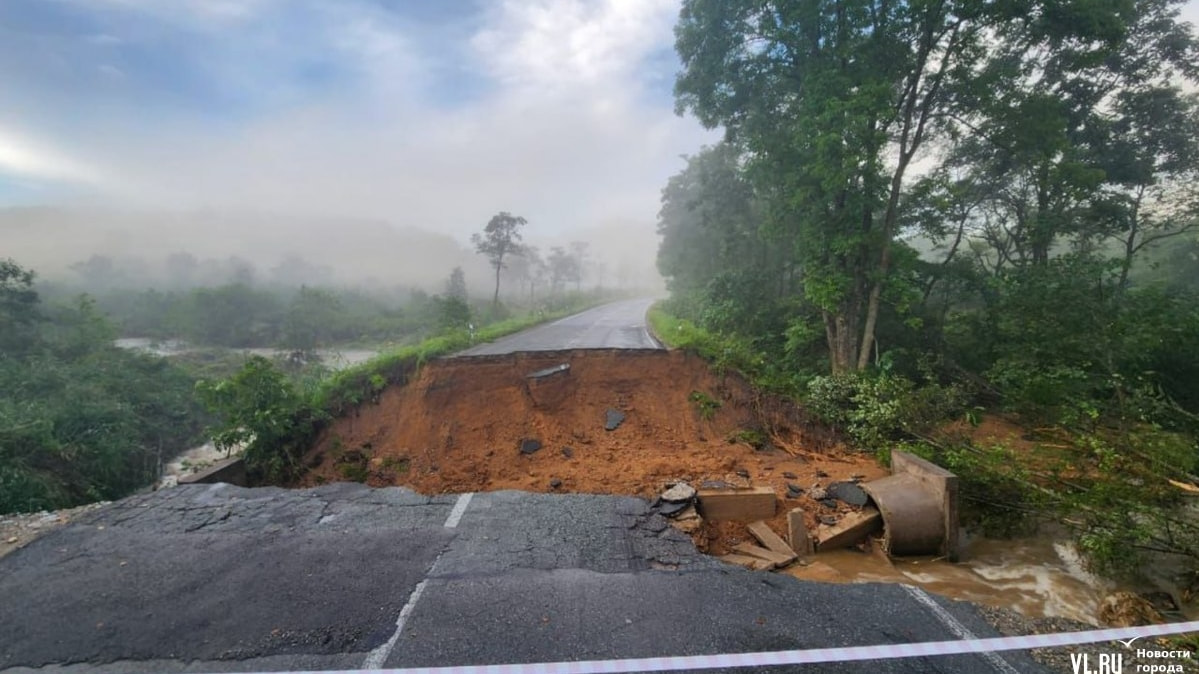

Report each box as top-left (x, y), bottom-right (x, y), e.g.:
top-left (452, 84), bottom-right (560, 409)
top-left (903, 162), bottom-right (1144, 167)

top-left (196, 356), bottom-right (325, 483)
top-left (805, 372), bottom-right (969, 453)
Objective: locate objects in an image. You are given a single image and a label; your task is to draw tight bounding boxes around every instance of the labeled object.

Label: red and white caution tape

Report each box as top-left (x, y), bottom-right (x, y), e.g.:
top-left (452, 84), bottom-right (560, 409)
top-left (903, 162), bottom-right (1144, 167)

top-left (251, 618), bottom-right (1199, 674)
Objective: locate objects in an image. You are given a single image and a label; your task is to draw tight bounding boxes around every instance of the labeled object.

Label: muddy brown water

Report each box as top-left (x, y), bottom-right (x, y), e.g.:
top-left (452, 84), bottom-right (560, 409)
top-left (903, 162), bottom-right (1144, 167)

top-left (789, 528), bottom-right (1196, 626)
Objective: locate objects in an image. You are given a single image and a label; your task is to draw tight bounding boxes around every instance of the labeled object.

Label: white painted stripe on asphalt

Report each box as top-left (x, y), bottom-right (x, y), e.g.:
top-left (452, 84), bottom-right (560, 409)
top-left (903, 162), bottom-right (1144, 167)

top-left (901, 584), bottom-right (1021, 674)
top-left (235, 618), bottom-right (1199, 674)
top-left (362, 493), bottom-right (475, 670)
top-left (443, 492), bottom-right (473, 528)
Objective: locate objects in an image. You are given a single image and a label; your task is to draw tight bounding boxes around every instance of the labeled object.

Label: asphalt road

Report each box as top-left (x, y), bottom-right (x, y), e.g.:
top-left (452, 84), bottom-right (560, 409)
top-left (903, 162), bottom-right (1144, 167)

top-left (456, 297), bottom-right (662, 356)
top-left (0, 484), bottom-right (1045, 673)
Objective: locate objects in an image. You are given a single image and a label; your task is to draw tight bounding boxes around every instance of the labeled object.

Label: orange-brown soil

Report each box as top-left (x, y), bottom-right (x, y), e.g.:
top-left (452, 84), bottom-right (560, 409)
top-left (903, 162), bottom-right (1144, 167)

top-left (299, 349), bottom-right (886, 551)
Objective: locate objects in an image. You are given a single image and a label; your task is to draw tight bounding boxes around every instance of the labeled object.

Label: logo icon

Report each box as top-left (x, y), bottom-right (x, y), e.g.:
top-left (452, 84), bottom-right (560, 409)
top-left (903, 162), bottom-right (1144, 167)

top-left (1116, 635), bottom-right (1142, 648)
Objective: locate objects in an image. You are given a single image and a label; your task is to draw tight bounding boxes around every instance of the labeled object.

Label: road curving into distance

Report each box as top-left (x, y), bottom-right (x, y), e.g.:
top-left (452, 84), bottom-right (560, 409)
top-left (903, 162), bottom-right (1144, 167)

top-left (456, 297), bottom-right (662, 356)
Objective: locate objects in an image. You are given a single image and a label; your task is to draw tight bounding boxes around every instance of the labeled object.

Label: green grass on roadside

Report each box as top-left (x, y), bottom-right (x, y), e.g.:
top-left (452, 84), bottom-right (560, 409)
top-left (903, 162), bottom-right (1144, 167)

top-left (647, 304), bottom-right (766, 378)
top-left (315, 296), bottom-right (609, 416)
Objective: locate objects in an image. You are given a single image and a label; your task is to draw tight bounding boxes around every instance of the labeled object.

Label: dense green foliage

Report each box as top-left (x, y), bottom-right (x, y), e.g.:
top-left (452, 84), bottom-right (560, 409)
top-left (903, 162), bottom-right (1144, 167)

top-left (662, 0), bottom-right (1199, 574)
top-left (0, 260), bottom-right (207, 514)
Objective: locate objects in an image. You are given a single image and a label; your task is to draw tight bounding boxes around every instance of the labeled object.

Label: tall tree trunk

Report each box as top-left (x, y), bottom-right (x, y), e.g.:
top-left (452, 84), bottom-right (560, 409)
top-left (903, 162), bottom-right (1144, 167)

top-left (493, 262), bottom-right (501, 308)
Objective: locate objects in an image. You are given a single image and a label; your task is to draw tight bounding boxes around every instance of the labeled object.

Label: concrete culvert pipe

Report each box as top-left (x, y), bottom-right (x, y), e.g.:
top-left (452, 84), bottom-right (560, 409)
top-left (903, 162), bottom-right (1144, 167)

top-left (861, 474), bottom-right (945, 557)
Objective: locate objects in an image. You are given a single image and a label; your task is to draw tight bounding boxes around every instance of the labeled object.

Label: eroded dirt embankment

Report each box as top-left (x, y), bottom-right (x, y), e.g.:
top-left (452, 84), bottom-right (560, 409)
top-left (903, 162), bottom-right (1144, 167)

top-left (299, 349), bottom-right (886, 551)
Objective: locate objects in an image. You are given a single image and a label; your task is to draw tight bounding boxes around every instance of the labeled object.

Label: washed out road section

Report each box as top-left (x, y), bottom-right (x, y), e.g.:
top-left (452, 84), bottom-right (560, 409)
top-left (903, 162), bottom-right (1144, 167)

top-left (456, 297), bottom-right (661, 356)
top-left (0, 484), bottom-right (1044, 673)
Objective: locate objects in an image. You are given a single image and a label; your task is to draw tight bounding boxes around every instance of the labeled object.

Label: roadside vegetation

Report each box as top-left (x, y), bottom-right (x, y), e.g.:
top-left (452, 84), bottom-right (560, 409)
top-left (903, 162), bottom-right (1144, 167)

top-left (0, 215), bottom-right (620, 512)
top-left (659, 0), bottom-right (1199, 578)
top-left (0, 260), bottom-right (208, 514)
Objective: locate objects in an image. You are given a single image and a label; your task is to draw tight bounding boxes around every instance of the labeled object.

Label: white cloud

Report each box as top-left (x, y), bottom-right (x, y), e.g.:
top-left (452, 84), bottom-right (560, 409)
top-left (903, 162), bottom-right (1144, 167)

top-left (6, 0), bottom-right (716, 250)
top-left (472, 0), bottom-right (678, 92)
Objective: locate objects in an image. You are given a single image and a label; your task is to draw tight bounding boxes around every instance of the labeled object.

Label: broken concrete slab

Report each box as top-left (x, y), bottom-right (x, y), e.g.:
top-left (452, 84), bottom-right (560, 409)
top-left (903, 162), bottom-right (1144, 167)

top-left (787, 508), bottom-right (814, 555)
top-left (717, 554), bottom-right (773, 571)
top-left (604, 409), bottom-right (626, 431)
top-left (747, 521), bottom-right (796, 559)
top-left (731, 542), bottom-right (796, 568)
top-left (696, 486), bottom-right (776, 522)
top-left (815, 507), bottom-right (882, 551)
top-left (888, 450), bottom-right (960, 561)
top-left (177, 457), bottom-right (247, 486)
top-left (657, 501), bottom-right (689, 517)
top-left (861, 473), bottom-right (946, 559)
top-left (661, 482), bottom-right (696, 503)
top-left (828, 481), bottom-right (869, 507)
top-left (669, 505), bottom-right (703, 535)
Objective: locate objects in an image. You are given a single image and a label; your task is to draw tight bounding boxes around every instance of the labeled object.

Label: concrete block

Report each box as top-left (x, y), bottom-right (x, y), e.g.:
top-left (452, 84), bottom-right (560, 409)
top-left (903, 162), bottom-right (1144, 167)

top-left (717, 554), bottom-right (773, 571)
top-left (787, 508), bottom-right (814, 555)
top-left (731, 543), bottom-right (795, 568)
top-left (890, 451), bottom-right (960, 561)
top-left (815, 507), bottom-right (882, 551)
top-left (177, 457), bottom-right (247, 486)
top-left (696, 487), bottom-right (776, 522)
top-left (747, 521), bottom-right (795, 558)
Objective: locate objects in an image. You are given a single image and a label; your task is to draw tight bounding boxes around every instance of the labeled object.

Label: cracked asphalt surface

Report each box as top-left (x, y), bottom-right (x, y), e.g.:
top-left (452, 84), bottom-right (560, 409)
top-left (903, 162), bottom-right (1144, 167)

top-left (456, 297), bottom-right (662, 356)
top-left (0, 483), bottom-right (1046, 673)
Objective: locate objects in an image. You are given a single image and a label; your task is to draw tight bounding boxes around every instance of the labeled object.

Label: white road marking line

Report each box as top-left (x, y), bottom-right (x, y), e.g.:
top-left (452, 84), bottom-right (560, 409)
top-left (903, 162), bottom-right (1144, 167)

top-left (362, 493), bottom-right (474, 669)
top-left (901, 584), bottom-right (1021, 674)
top-left (443, 492), bottom-right (473, 528)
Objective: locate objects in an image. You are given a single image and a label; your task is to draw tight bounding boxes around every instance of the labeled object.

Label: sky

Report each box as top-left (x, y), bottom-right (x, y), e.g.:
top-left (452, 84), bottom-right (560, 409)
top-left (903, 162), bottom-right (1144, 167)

top-left (3, 1), bottom-right (1199, 246)
top-left (0, 0), bottom-right (717, 242)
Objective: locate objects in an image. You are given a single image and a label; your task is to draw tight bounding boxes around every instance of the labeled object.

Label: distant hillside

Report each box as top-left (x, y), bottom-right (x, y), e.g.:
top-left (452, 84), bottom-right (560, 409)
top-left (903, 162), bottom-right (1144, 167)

top-left (0, 207), bottom-right (492, 290)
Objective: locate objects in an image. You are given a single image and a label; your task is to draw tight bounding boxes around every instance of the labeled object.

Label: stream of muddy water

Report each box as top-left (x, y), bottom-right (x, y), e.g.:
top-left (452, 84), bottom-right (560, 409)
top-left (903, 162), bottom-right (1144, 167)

top-left (790, 527), bottom-right (1195, 626)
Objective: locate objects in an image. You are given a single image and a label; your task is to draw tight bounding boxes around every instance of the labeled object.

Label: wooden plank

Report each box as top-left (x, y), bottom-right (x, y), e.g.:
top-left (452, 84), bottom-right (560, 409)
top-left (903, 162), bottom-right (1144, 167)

top-left (787, 508), bottom-right (814, 555)
top-left (732, 542), bottom-right (796, 568)
top-left (717, 554), bottom-right (773, 571)
top-left (747, 521), bottom-right (796, 557)
top-left (696, 487), bottom-right (776, 522)
top-left (815, 507), bottom-right (883, 551)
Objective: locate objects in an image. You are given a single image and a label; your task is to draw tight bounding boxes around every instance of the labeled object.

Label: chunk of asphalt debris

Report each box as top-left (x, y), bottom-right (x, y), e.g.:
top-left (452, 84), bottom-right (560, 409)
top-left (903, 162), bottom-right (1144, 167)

top-left (782, 471), bottom-right (798, 480)
top-left (820, 515), bottom-right (839, 526)
top-left (735, 469), bottom-right (750, 479)
top-left (657, 500), bottom-right (689, 517)
top-left (604, 409), bottom-right (626, 431)
top-left (661, 482), bottom-right (696, 503)
top-left (827, 481), bottom-right (870, 507)
top-left (786, 483), bottom-right (804, 498)
top-left (819, 498), bottom-right (839, 509)
top-left (519, 439), bottom-right (543, 455)
top-left (561, 447), bottom-right (574, 459)
top-left (549, 478), bottom-right (563, 490)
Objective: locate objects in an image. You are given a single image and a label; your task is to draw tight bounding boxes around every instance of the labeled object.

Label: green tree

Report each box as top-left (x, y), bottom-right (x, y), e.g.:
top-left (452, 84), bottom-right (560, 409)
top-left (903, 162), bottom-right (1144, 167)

top-left (472, 212), bottom-right (527, 308)
top-left (196, 356), bottom-right (321, 483)
top-left (0, 258), bottom-right (40, 353)
top-left (445, 266), bottom-right (468, 301)
top-left (281, 286), bottom-right (343, 352)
